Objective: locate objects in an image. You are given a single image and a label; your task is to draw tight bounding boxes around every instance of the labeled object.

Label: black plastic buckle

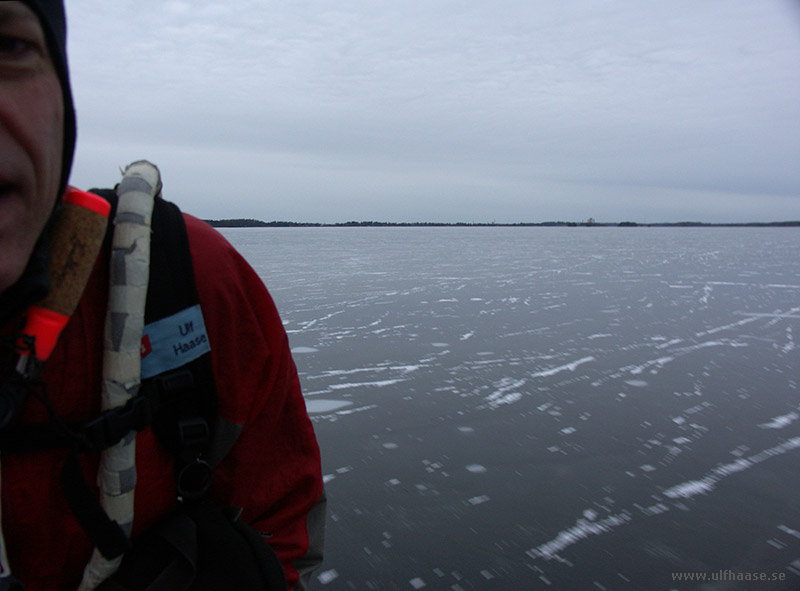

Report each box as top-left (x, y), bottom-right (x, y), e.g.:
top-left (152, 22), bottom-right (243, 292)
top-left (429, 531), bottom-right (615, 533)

top-left (154, 369), bottom-right (195, 396)
top-left (14, 350), bottom-right (43, 380)
top-left (82, 395), bottom-right (154, 454)
top-left (178, 417), bottom-right (209, 449)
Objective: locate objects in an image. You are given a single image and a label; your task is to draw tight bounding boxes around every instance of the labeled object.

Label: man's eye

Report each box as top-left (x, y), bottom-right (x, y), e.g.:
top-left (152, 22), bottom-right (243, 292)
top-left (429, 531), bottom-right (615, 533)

top-left (0, 35), bottom-right (39, 60)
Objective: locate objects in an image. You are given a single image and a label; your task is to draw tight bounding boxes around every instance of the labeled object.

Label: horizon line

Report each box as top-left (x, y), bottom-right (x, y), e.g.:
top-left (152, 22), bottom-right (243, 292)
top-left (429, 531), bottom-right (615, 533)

top-left (204, 219), bottom-right (800, 228)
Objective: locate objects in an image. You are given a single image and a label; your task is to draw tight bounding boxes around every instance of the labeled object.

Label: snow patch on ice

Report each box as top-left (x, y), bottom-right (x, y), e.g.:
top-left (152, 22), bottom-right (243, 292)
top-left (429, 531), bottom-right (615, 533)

top-left (779, 525), bottom-right (800, 539)
top-left (532, 356), bottom-right (595, 378)
top-left (329, 379), bottom-right (403, 390)
top-left (466, 464), bottom-right (487, 473)
top-left (655, 338), bottom-right (683, 349)
top-left (317, 569), bottom-right (339, 584)
top-left (628, 356), bottom-right (674, 375)
top-left (487, 392), bottom-right (522, 407)
top-left (485, 378), bottom-right (527, 408)
top-left (664, 437), bottom-right (800, 499)
top-left (700, 283), bottom-right (713, 304)
top-left (320, 367), bottom-right (387, 377)
top-left (695, 316), bottom-right (760, 337)
top-left (390, 364), bottom-right (422, 373)
top-left (306, 399), bottom-right (353, 413)
top-left (781, 327), bottom-right (795, 353)
top-left (528, 511), bottom-right (633, 561)
top-left (759, 411), bottom-right (799, 430)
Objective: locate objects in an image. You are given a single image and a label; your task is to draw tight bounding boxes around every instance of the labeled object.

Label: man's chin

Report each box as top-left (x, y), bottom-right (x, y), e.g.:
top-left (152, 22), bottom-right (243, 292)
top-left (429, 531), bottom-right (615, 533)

top-left (0, 190), bottom-right (43, 293)
top-left (0, 261), bottom-right (27, 295)
top-left (0, 233), bottom-right (37, 294)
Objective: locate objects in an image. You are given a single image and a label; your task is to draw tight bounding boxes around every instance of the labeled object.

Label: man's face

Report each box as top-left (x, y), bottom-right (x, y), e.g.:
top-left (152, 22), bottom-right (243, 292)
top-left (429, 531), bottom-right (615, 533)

top-left (0, 1), bottom-right (64, 293)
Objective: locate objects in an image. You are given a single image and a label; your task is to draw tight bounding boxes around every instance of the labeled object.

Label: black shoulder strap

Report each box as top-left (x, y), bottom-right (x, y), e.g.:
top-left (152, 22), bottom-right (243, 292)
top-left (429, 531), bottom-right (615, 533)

top-left (144, 195), bottom-right (218, 499)
top-left (146, 194), bottom-right (200, 321)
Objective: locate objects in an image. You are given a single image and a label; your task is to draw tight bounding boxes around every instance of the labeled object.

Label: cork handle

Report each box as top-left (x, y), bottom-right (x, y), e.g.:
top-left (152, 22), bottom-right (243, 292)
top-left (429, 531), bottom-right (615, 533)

top-left (21, 188), bottom-right (111, 361)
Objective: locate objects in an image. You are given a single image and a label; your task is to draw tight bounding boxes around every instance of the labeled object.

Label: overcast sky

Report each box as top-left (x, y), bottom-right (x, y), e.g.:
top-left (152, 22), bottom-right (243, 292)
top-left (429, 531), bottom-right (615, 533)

top-left (66, 1), bottom-right (800, 223)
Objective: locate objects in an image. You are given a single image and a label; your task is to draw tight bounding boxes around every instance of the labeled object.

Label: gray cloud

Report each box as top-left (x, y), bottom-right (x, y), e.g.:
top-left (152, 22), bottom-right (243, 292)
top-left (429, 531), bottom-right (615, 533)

top-left (67, 0), bottom-right (800, 222)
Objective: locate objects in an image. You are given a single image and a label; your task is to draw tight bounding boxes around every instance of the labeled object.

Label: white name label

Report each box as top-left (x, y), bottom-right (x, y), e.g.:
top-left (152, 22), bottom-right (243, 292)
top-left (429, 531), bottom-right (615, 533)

top-left (140, 304), bottom-right (211, 379)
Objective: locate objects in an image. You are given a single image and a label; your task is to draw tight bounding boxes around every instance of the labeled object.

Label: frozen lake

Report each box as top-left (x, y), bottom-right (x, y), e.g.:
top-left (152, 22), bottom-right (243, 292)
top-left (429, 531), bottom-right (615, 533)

top-left (221, 226), bottom-right (800, 590)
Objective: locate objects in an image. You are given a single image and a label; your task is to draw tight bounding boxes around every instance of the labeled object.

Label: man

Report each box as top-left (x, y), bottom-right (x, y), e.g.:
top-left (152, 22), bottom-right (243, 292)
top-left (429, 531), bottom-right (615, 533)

top-left (0, 2), bottom-right (326, 590)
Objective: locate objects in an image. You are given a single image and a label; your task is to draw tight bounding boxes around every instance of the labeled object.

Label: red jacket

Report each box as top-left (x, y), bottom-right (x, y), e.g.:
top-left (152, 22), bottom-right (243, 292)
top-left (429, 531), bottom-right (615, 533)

top-left (1, 214), bottom-right (325, 590)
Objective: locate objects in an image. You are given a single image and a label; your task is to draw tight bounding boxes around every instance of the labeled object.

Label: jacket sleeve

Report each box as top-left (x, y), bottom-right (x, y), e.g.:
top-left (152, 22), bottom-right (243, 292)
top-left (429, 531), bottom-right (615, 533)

top-left (184, 214), bottom-right (326, 590)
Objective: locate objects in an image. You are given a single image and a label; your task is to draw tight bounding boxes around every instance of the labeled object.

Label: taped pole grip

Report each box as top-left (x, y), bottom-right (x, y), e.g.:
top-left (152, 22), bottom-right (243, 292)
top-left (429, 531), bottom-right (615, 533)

top-left (20, 187), bottom-right (111, 361)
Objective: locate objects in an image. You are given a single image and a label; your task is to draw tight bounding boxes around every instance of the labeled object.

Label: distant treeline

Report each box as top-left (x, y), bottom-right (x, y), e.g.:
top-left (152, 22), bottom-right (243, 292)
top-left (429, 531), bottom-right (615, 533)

top-left (205, 219), bottom-right (800, 228)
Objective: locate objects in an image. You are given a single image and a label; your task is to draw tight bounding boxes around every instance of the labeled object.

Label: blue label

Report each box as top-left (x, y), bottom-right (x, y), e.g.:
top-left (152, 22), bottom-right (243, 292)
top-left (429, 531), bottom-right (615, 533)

top-left (140, 304), bottom-right (211, 379)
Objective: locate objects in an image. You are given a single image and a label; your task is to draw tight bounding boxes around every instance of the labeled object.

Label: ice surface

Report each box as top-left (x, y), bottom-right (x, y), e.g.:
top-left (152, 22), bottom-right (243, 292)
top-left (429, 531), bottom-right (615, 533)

top-left (222, 226), bottom-right (800, 590)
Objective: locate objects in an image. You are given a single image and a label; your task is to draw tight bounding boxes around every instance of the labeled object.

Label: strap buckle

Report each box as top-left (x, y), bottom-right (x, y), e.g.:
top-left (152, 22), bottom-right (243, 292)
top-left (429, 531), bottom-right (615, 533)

top-left (82, 395), bottom-right (154, 454)
top-left (177, 417), bottom-right (209, 449)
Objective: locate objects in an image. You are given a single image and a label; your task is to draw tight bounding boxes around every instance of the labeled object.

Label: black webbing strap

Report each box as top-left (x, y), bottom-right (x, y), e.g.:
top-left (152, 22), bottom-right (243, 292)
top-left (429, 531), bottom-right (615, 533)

top-left (60, 453), bottom-right (131, 559)
top-left (0, 389), bottom-right (155, 455)
top-left (0, 574), bottom-right (25, 591)
top-left (143, 195), bottom-right (217, 499)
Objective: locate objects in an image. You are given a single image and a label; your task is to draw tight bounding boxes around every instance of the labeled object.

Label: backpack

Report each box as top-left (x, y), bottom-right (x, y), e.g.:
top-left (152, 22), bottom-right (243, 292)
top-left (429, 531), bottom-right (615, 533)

top-left (0, 163), bottom-right (286, 590)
